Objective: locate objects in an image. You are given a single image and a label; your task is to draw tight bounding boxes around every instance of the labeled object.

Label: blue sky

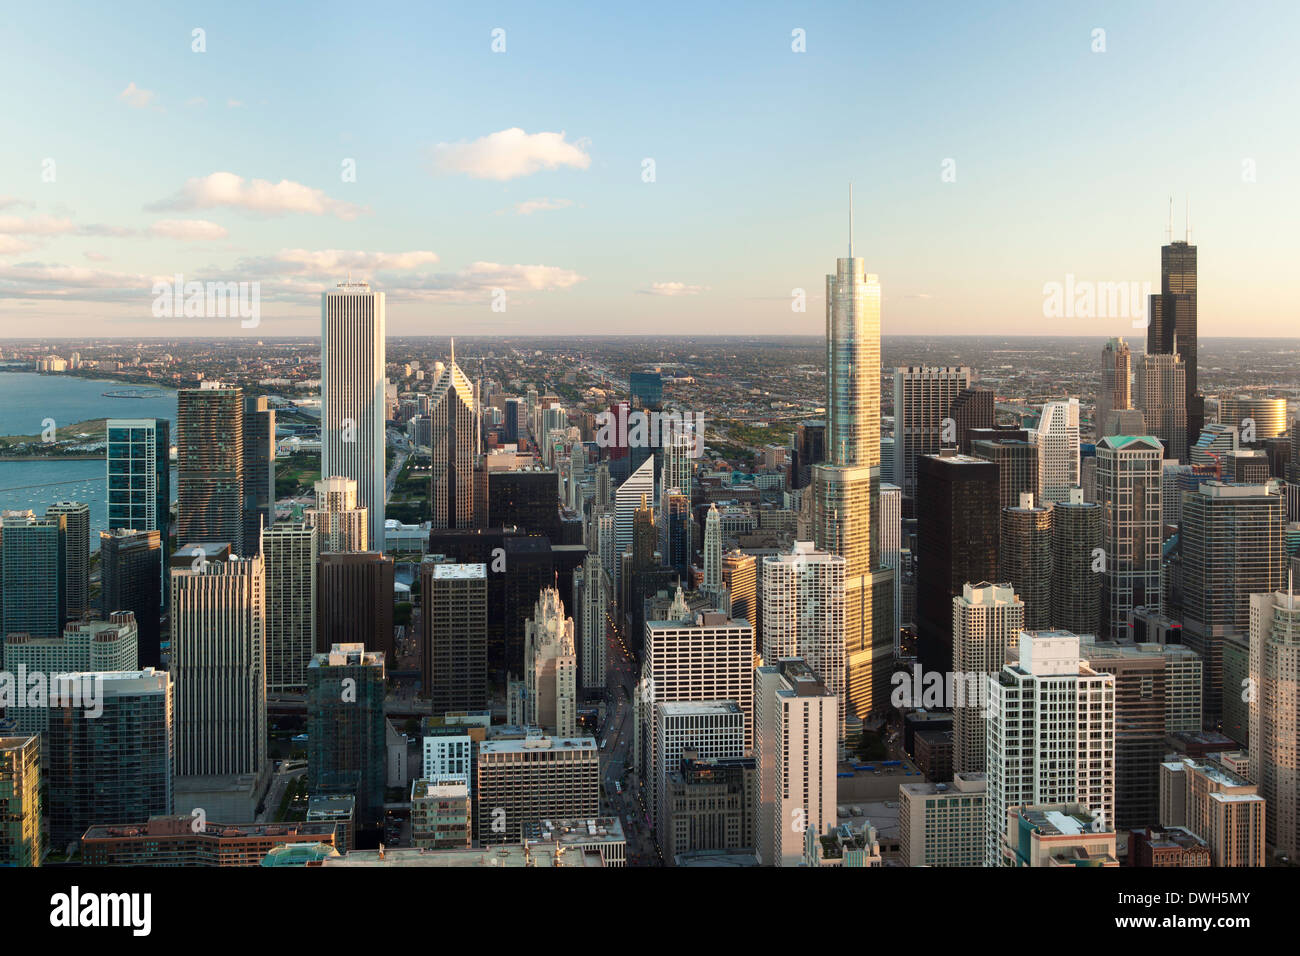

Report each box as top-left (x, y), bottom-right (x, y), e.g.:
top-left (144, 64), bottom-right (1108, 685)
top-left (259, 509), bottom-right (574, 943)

top-left (1, 0), bottom-right (1297, 337)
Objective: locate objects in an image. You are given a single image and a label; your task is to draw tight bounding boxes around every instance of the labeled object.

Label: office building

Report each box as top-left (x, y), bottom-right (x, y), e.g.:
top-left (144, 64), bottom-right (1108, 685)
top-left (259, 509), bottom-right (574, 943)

top-left (1219, 395), bottom-right (1287, 443)
top-left (1096, 337), bottom-right (1132, 439)
top-left (410, 778), bottom-right (472, 849)
top-left (576, 553), bottom-right (609, 694)
top-left (1128, 825), bottom-right (1211, 867)
top-left (318, 551), bottom-right (394, 662)
top-left (106, 418), bottom-right (171, 540)
top-left (1050, 488), bottom-right (1102, 636)
top-left (1096, 436), bottom-right (1163, 639)
top-left (898, 773), bottom-right (987, 867)
top-left (177, 383), bottom-right (245, 555)
top-left (0, 735), bottom-right (41, 867)
top-left (100, 528), bottom-right (163, 668)
top-left (892, 366), bottom-right (970, 497)
top-left (242, 395), bottom-right (275, 550)
top-left (754, 658), bottom-right (837, 867)
top-left (1134, 352), bottom-right (1188, 462)
top-left (45, 668), bottom-right (172, 848)
top-left (1033, 399), bottom-right (1081, 505)
top-left (1147, 237), bottom-right (1201, 438)
top-left (663, 750), bottom-right (757, 863)
top-left (985, 633), bottom-right (1115, 866)
top-left (474, 735), bottom-right (600, 844)
top-left (951, 583), bottom-right (1024, 774)
top-left (972, 437), bottom-right (1038, 510)
top-left (420, 561), bottom-right (487, 712)
top-left (1160, 756), bottom-right (1265, 866)
top-left (262, 521), bottom-right (318, 693)
top-left (522, 587), bottom-right (577, 737)
top-left (307, 643), bottom-right (386, 826)
top-left (720, 551), bottom-right (757, 644)
top-left (46, 501), bottom-right (89, 622)
top-left (1249, 586), bottom-right (1300, 858)
top-left (428, 344), bottom-right (480, 530)
top-left (950, 387), bottom-right (995, 455)
top-left (170, 545), bottom-right (266, 777)
top-left (321, 281), bottom-right (387, 551)
top-left (915, 454), bottom-right (1000, 672)
top-left (1, 509), bottom-right (65, 638)
top-left (653, 702), bottom-right (747, 851)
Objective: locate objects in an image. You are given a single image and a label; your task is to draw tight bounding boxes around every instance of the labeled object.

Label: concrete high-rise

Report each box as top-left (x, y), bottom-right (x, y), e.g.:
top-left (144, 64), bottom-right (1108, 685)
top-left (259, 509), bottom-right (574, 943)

top-left (177, 383), bottom-right (245, 555)
top-left (999, 493), bottom-right (1053, 630)
top-left (1050, 488), bottom-right (1102, 637)
top-left (951, 582), bottom-right (1024, 774)
top-left (1097, 436), bottom-right (1163, 639)
top-left (1249, 584), bottom-right (1300, 859)
top-left (576, 553), bottom-right (609, 694)
top-left (760, 542), bottom-right (847, 745)
top-left (523, 587), bottom-right (577, 737)
top-left (754, 658), bottom-right (838, 867)
top-left (306, 476), bottom-right (369, 553)
top-left (702, 503), bottom-right (721, 591)
top-left (892, 366), bottom-right (971, 498)
top-left (984, 632), bottom-right (1115, 866)
top-left (474, 735), bottom-right (599, 845)
top-left (262, 521), bottom-right (318, 693)
top-left (1, 509), bottom-right (64, 637)
top-left (321, 281), bottom-right (387, 552)
top-left (1033, 399), bottom-right (1081, 505)
top-left (170, 545), bottom-right (266, 777)
top-left (428, 344), bottom-right (480, 530)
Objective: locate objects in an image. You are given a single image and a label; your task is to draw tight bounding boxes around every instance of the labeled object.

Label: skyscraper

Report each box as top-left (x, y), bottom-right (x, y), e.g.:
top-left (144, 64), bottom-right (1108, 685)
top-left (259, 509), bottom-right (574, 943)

top-left (100, 528), bottom-right (163, 668)
top-left (46, 501), bottom-right (89, 623)
top-left (107, 417), bottom-right (171, 540)
top-left (1033, 399), bottom-right (1081, 505)
top-left (170, 545), bottom-right (266, 777)
top-left (915, 454), bottom-right (1000, 673)
top-left (984, 632), bottom-right (1115, 866)
top-left (306, 476), bottom-right (369, 553)
top-left (321, 281), bottom-right (387, 552)
top-left (1, 509), bottom-right (64, 637)
top-left (307, 643), bottom-right (386, 826)
top-left (576, 553), bottom-right (609, 694)
top-left (754, 658), bottom-right (838, 867)
top-left (523, 588), bottom-right (577, 737)
top-left (420, 561), bottom-right (487, 712)
top-left (0, 735), bottom-right (41, 867)
top-left (45, 668), bottom-right (173, 848)
top-left (242, 395), bottom-right (276, 551)
top-left (318, 552), bottom-right (394, 662)
top-left (1134, 352), bottom-right (1188, 462)
top-left (1050, 488), bottom-right (1102, 637)
top-left (951, 582), bottom-right (1024, 774)
top-left (1096, 436), bottom-right (1163, 639)
top-left (702, 503), bottom-right (721, 591)
top-left (972, 436), bottom-right (1038, 510)
top-left (613, 455), bottom-right (654, 599)
top-left (892, 366), bottom-right (970, 498)
top-left (1181, 482), bottom-right (1285, 719)
top-left (1248, 584), bottom-right (1300, 859)
top-left (177, 383), bottom-right (245, 555)
top-left (262, 521), bottom-right (318, 693)
top-left (999, 493), bottom-right (1053, 630)
top-left (1097, 337), bottom-right (1132, 439)
top-left (760, 543), bottom-right (847, 745)
top-left (1147, 235), bottom-right (1200, 438)
top-left (428, 344), bottom-right (480, 530)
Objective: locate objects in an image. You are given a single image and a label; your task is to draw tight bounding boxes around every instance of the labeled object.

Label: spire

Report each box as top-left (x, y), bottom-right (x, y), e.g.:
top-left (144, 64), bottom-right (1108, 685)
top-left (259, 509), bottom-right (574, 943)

top-left (450, 337), bottom-right (455, 366)
top-left (848, 182), bottom-right (854, 258)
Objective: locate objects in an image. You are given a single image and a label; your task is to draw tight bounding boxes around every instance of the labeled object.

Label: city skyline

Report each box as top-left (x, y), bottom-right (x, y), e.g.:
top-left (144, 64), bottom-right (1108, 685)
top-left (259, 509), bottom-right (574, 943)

top-left (3, 2), bottom-right (1300, 338)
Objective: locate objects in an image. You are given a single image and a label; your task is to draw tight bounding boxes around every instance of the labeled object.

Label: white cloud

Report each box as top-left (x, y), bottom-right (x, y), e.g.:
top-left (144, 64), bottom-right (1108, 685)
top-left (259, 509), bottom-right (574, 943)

top-left (150, 219), bottom-right (229, 241)
top-left (0, 236), bottom-right (36, 255)
top-left (641, 281), bottom-right (707, 296)
top-left (512, 198), bottom-right (573, 216)
top-left (432, 129), bottom-right (590, 180)
top-left (119, 82), bottom-right (156, 109)
top-left (186, 97), bottom-right (208, 108)
top-left (0, 214), bottom-right (77, 236)
top-left (227, 99), bottom-right (244, 108)
top-left (148, 172), bottom-right (368, 220)
top-left (0, 197), bottom-right (35, 210)
top-left (0, 261), bottom-right (160, 300)
top-left (84, 251), bottom-right (110, 261)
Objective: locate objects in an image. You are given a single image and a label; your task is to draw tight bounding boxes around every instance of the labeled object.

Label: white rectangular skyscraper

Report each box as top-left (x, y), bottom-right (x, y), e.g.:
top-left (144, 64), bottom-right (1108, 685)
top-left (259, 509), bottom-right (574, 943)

top-left (321, 282), bottom-right (387, 552)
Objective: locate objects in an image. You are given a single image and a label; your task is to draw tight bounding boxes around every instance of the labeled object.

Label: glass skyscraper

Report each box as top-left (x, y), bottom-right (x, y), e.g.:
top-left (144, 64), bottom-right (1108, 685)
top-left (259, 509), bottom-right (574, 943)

top-left (107, 417), bottom-right (171, 538)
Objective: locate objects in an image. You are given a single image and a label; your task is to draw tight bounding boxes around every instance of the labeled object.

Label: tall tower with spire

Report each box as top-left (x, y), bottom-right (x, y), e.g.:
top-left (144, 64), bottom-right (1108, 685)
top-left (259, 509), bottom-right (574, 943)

top-left (428, 339), bottom-right (480, 529)
top-left (812, 187), bottom-right (890, 722)
top-left (703, 503), bottom-right (722, 591)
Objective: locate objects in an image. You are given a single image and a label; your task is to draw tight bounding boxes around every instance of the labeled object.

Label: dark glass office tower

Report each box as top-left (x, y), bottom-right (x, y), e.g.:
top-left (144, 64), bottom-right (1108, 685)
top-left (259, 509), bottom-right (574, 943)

top-left (106, 418), bottom-right (171, 540)
top-left (629, 371), bottom-right (663, 480)
top-left (1148, 239), bottom-right (1201, 439)
top-left (317, 552), bottom-right (395, 663)
top-left (487, 468), bottom-right (560, 538)
top-left (915, 453), bottom-right (1000, 673)
top-left (100, 529), bottom-right (164, 669)
top-left (792, 419), bottom-right (826, 490)
top-left (307, 644), bottom-right (386, 827)
top-left (950, 387), bottom-right (995, 454)
top-left (177, 384), bottom-right (244, 556)
top-left (242, 395), bottom-right (276, 554)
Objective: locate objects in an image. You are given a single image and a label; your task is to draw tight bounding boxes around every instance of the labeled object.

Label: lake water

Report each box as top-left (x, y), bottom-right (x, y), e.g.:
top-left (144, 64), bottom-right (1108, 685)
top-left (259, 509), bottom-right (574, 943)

top-left (0, 372), bottom-right (179, 549)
